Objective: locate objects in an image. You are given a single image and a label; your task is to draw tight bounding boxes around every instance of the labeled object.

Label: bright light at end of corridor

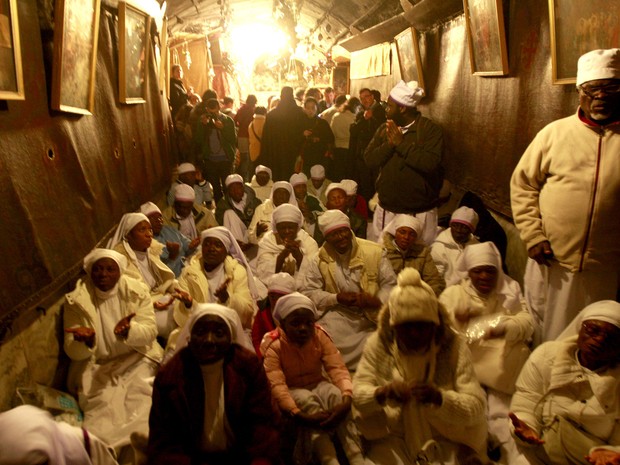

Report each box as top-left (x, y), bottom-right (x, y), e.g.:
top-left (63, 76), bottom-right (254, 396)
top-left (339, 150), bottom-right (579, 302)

top-left (228, 23), bottom-right (289, 68)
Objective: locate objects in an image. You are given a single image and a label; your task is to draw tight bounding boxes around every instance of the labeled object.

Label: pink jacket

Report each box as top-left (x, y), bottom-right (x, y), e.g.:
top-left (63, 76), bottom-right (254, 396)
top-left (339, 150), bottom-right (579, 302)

top-left (261, 326), bottom-right (352, 414)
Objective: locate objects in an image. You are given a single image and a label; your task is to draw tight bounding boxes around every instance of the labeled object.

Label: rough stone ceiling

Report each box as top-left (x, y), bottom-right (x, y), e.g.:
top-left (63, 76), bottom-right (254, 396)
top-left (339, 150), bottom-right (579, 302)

top-left (163, 0), bottom-right (407, 53)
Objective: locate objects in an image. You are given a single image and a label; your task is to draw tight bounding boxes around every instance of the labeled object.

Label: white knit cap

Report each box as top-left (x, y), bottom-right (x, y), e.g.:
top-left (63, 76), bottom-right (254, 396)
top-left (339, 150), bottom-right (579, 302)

top-left (318, 209), bottom-right (350, 235)
top-left (389, 268), bottom-right (439, 326)
top-left (576, 48), bottom-right (620, 86)
top-left (382, 214), bottom-right (423, 241)
top-left (272, 292), bottom-right (318, 324)
top-left (310, 164), bottom-right (325, 179)
top-left (83, 248), bottom-right (128, 274)
top-left (450, 206), bottom-right (479, 231)
top-left (140, 201), bottom-right (161, 216)
top-left (225, 174), bottom-right (244, 187)
top-left (340, 179), bottom-right (358, 196)
top-left (272, 203), bottom-right (303, 230)
top-left (266, 272), bottom-right (297, 295)
top-left (458, 241), bottom-right (501, 272)
top-left (325, 183), bottom-right (346, 198)
top-left (174, 183), bottom-right (196, 201)
top-left (178, 162), bottom-right (196, 174)
top-left (289, 172), bottom-right (308, 186)
top-left (388, 80), bottom-right (425, 107)
top-left (255, 165), bottom-right (272, 177)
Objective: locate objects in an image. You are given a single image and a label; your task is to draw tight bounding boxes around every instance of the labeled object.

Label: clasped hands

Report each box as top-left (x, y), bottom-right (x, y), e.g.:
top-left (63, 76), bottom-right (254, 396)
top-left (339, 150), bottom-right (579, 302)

top-left (375, 380), bottom-right (442, 406)
top-left (337, 291), bottom-right (381, 309)
top-left (293, 396), bottom-right (351, 430)
top-left (385, 120), bottom-right (404, 147)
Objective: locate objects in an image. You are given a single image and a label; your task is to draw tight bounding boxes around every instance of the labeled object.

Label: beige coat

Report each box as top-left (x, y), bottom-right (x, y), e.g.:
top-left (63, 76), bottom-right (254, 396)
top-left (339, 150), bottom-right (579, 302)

top-left (161, 204), bottom-right (218, 237)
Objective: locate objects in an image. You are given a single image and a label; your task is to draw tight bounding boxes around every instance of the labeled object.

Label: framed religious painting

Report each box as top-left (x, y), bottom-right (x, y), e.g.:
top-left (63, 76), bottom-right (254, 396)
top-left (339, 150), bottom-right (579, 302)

top-left (118, 2), bottom-right (150, 104)
top-left (463, 0), bottom-right (509, 76)
top-left (332, 65), bottom-right (349, 95)
top-left (0, 0), bottom-right (24, 100)
top-left (51, 0), bottom-right (101, 114)
top-left (549, 0), bottom-right (620, 84)
top-left (394, 27), bottom-right (425, 91)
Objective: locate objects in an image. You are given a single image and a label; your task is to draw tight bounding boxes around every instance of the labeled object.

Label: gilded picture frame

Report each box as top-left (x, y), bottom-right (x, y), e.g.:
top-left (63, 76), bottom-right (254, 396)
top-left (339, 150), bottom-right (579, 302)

top-left (51, 0), bottom-right (101, 114)
top-left (549, 0), bottom-right (620, 85)
top-left (463, 0), bottom-right (509, 76)
top-left (119, 2), bottom-right (150, 104)
top-left (394, 27), bottom-right (425, 90)
top-left (0, 0), bottom-right (24, 100)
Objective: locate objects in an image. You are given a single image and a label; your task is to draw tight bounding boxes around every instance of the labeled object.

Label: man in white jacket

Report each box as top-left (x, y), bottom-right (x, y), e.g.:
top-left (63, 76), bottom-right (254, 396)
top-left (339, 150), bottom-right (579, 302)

top-left (510, 48), bottom-right (620, 343)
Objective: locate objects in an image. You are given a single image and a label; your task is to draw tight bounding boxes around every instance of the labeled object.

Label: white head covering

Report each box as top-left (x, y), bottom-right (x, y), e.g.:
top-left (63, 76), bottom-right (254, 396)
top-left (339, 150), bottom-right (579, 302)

top-left (325, 182), bottom-right (346, 198)
top-left (272, 291), bottom-right (318, 324)
top-left (318, 209), bottom-right (350, 236)
top-left (255, 165), bottom-right (272, 177)
top-left (269, 181), bottom-right (298, 207)
top-left (140, 201), bottom-right (161, 216)
top-left (558, 300), bottom-right (620, 340)
top-left (389, 80), bottom-right (425, 107)
top-left (0, 405), bottom-right (92, 465)
top-left (576, 48), bottom-right (620, 86)
top-left (174, 183), bottom-right (196, 202)
top-left (266, 272), bottom-right (297, 295)
top-left (382, 214), bottom-right (423, 243)
top-left (289, 172), bottom-right (308, 186)
top-left (340, 179), bottom-right (358, 196)
top-left (225, 174), bottom-right (244, 187)
top-left (106, 212), bottom-right (150, 249)
top-left (200, 227), bottom-right (259, 299)
top-left (389, 268), bottom-right (439, 326)
top-left (178, 162), bottom-right (196, 174)
top-left (173, 303), bottom-right (254, 356)
top-left (83, 248), bottom-right (127, 275)
top-left (450, 206), bottom-right (479, 231)
top-left (457, 241), bottom-right (512, 294)
top-left (310, 164), bottom-right (326, 179)
top-left (271, 203), bottom-right (303, 231)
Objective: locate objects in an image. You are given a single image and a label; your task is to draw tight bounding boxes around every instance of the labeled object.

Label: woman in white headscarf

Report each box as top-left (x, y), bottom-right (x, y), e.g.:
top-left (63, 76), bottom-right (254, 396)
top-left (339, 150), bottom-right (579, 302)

top-left (63, 248), bottom-right (162, 452)
top-left (108, 212), bottom-right (178, 337)
top-left (0, 405), bottom-right (119, 465)
top-left (382, 214), bottom-right (445, 296)
top-left (169, 227), bottom-right (258, 352)
top-left (248, 181), bottom-right (298, 244)
top-left (256, 203), bottom-right (319, 283)
top-left (148, 304), bottom-right (279, 465)
top-left (509, 300), bottom-right (620, 465)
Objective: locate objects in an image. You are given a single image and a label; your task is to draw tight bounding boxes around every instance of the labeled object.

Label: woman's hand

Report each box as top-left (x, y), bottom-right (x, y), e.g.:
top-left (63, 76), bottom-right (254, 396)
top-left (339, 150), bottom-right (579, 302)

top-left (509, 412), bottom-right (544, 445)
top-left (214, 278), bottom-right (231, 303)
top-left (114, 313), bottom-right (136, 339)
top-left (188, 237), bottom-right (201, 250)
top-left (356, 292), bottom-right (382, 309)
top-left (153, 295), bottom-right (175, 310)
top-left (256, 222), bottom-right (269, 238)
top-left (172, 288), bottom-right (193, 308)
top-left (320, 396), bottom-right (351, 429)
top-left (586, 449), bottom-right (620, 465)
top-left (65, 327), bottom-right (96, 348)
top-left (166, 241), bottom-right (180, 260)
top-left (411, 384), bottom-right (442, 406)
top-left (375, 380), bottom-right (413, 404)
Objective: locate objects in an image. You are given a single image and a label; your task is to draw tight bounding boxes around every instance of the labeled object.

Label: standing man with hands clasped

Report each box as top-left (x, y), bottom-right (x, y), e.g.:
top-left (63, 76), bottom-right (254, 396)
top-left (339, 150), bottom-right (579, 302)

top-left (511, 48), bottom-right (620, 344)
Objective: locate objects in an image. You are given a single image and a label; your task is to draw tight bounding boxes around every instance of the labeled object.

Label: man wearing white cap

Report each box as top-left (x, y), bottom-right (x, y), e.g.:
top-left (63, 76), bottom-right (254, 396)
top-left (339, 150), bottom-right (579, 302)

top-left (307, 164), bottom-right (332, 205)
top-left (364, 80), bottom-right (444, 248)
top-left (431, 206), bottom-right (480, 286)
top-left (511, 48), bottom-right (620, 343)
top-left (166, 162), bottom-right (213, 208)
top-left (248, 164), bottom-right (273, 202)
top-left (290, 172), bottom-right (324, 237)
top-left (162, 184), bottom-right (217, 241)
top-left (298, 209), bottom-right (396, 370)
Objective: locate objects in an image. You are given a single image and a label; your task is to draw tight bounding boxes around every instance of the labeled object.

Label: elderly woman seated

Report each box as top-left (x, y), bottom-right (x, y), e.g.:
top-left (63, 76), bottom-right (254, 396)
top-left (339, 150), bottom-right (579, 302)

top-left (170, 227), bottom-right (258, 350)
top-left (248, 181), bottom-right (298, 244)
top-left (108, 212), bottom-right (179, 338)
top-left (439, 241), bottom-right (533, 463)
top-left (148, 304), bottom-right (280, 465)
top-left (63, 249), bottom-right (163, 454)
top-left (256, 203), bottom-right (319, 283)
top-left (353, 268), bottom-right (489, 465)
top-left (509, 300), bottom-right (620, 465)
top-left (382, 214), bottom-right (445, 296)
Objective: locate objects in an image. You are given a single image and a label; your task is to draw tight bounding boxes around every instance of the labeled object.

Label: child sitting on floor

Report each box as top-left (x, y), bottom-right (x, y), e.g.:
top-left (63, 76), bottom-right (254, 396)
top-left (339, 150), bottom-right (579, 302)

top-left (261, 292), bottom-right (366, 465)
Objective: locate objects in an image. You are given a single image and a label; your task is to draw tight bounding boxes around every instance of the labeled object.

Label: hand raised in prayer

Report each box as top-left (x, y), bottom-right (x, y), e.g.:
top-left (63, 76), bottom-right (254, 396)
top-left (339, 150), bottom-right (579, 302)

top-left (215, 278), bottom-right (231, 303)
top-left (411, 384), bottom-right (442, 406)
top-left (294, 410), bottom-right (330, 428)
top-left (509, 412), bottom-right (544, 445)
top-left (166, 241), bottom-right (180, 260)
top-left (363, 109), bottom-right (373, 120)
top-left (320, 396), bottom-right (351, 430)
top-left (114, 313), bottom-right (136, 339)
top-left (528, 240), bottom-right (554, 267)
top-left (257, 222), bottom-right (269, 238)
top-left (172, 288), bottom-right (193, 308)
top-left (386, 120), bottom-right (404, 147)
top-left (65, 327), bottom-right (96, 348)
top-left (356, 292), bottom-right (382, 309)
top-left (283, 239), bottom-right (303, 263)
top-left (336, 292), bottom-right (358, 307)
top-left (188, 237), bottom-right (201, 250)
top-left (375, 380), bottom-right (413, 404)
top-left (153, 295), bottom-right (175, 310)
top-left (586, 449), bottom-right (620, 465)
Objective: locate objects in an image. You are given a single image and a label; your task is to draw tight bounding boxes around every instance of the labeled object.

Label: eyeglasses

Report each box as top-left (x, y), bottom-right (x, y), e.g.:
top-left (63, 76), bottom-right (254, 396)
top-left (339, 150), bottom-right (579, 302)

top-left (578, 83), bottom-right (620, 99)
top-left (581, 321), bottom-right (620, 340)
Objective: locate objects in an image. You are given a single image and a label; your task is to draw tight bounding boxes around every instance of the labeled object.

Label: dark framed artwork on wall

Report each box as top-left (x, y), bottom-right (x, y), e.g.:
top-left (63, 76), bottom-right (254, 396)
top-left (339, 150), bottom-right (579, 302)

top-left (0, 0), bottom-right (24, 100)
top-left (394, 27), bottom-right (425, 90)
top-left (119, 1), bottom-right (150, 104)
top-left (51, 0), bottom-right (101, 114)
top-left (332, 65), bottom-right (349, 95)
top-left (463, 0), bottom-right (509, 76)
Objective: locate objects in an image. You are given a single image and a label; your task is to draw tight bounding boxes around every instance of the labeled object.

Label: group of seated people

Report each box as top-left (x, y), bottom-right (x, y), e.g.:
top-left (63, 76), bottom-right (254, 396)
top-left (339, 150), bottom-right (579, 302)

top-left (2, 162), bottom-right (618, 465)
